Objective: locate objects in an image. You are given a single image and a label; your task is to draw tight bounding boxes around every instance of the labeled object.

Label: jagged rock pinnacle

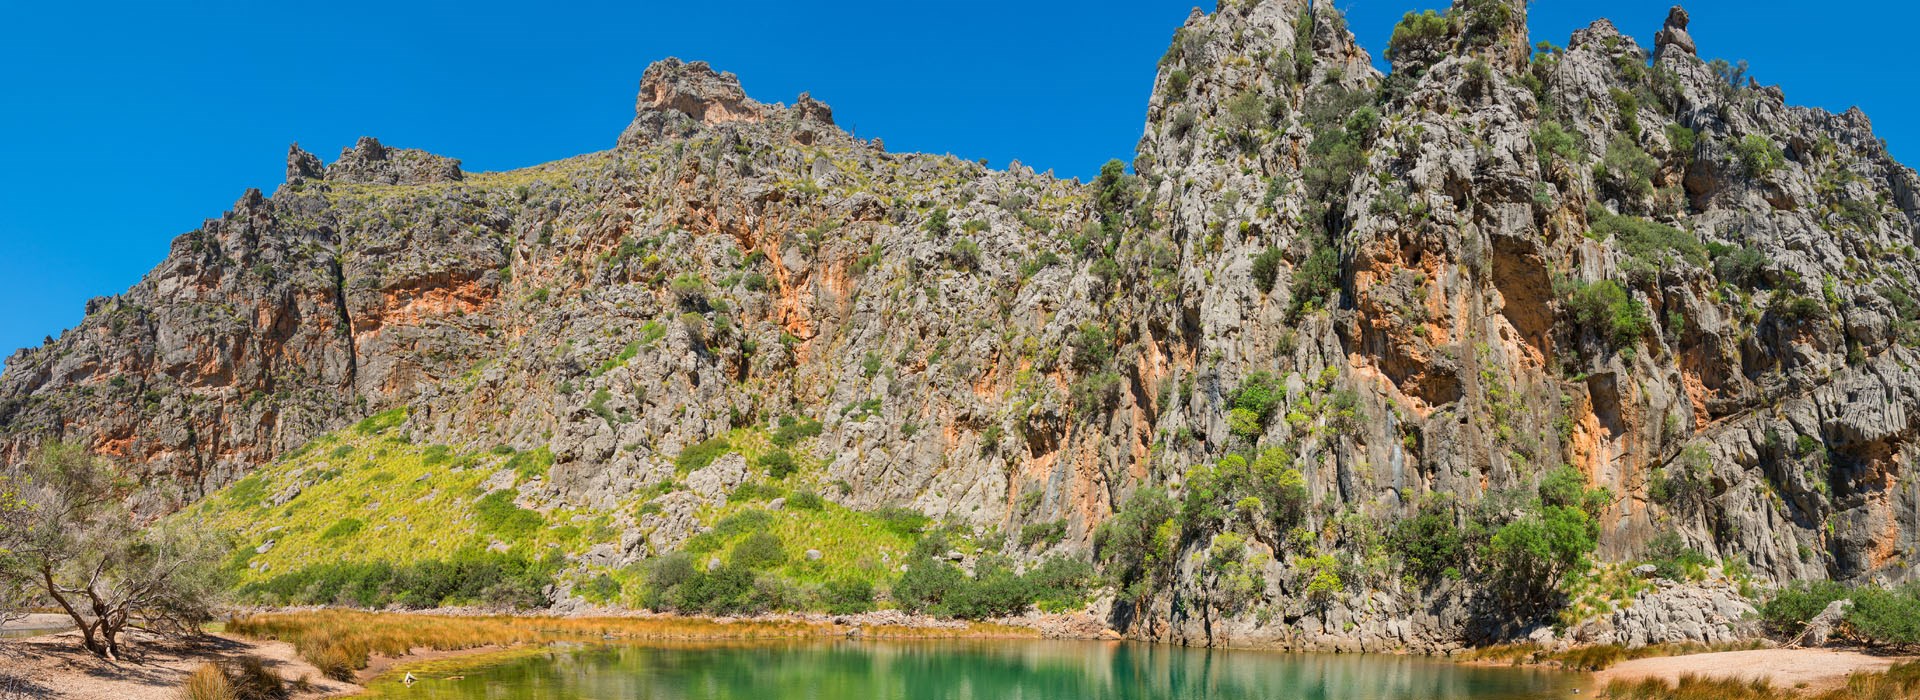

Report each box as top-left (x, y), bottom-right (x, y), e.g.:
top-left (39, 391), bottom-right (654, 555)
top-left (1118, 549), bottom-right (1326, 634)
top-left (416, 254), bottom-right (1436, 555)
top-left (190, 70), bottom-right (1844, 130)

top-left (286, 143), bottom-right (323, 183)
top-left (1655, 5), bottom-right (1697, 57)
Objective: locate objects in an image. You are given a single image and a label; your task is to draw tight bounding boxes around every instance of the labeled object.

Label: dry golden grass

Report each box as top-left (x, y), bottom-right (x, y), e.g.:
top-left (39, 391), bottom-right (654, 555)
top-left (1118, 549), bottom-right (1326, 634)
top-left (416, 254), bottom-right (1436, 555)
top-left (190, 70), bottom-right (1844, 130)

top-left (178, 663), bottom-right (234, 700)
top-left (1465, 640), bottom-right (1769, 671)
top-left (225, 610), bottom-right (1038, 681)
top-left (1602, 661), bottom-right (1920, 699)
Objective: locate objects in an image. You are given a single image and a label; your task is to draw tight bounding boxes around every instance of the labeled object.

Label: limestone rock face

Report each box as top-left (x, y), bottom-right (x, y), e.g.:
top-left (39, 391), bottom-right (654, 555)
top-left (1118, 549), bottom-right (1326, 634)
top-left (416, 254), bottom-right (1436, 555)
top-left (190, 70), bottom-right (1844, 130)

top-left (4, 1), bottom-right (1919, 651)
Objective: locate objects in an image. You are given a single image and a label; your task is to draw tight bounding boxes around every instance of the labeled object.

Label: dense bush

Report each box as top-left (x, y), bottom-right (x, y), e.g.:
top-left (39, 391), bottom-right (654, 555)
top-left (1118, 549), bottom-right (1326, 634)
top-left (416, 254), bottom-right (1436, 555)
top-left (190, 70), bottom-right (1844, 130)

top-left (1228, 371), bottom-right (1283, 440)
top-left (1593, 213), bottom-right (1707, 270)
top-left (729, 531), bottom-right (787, 569)
top-left (787, 491), bottom-right (825, 510)
top-left (1736, 134), bottom-right (1785, 176)
top-left (1288, 240), bottom-right (1341, 317)
top-left (1597, 138), bottom-right (1657, 199)
top-left (1710, 243), bottom-right (1768, 289)
top-left (1565, 279), bottom-right (1651, 351)
top-left (770, 415), bottom-right (823, 447)
top-left (1532, 120), bottom-right (1583, 169)
top-left (1093, 487), bottom-right (1178, 600)
top-left (892, 554), bottom-right (1093, 619)
top-left (820, 576), bottom-right (875, 614)
top-left (1847, 585), bottom-right (1920, 647)
top-left (1251, 247), bottom-right (1283, 293)
top-left (867, 507), bottom-right (932, 537)
top-left (1486, 466), bottom-right (1607, 614)
top-left (1019, 519), bottom-right (1069, 549)
top-left (758, 449), bottom-right (797, 479)
top-left (675, 437), bottom-right (733, 472)
top-left (1644, 531), bottom-right (1712, 581)
top-left (237, 548), bottom-right (559, 610)
top-left (1394, 495), bottom-right (1464, 581)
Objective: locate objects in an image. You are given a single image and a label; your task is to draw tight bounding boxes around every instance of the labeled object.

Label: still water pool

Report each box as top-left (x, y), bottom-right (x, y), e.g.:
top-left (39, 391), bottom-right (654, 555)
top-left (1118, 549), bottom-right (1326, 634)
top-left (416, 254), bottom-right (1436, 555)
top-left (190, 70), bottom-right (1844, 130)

top-left (373, 638), bottom-right (1578, 700)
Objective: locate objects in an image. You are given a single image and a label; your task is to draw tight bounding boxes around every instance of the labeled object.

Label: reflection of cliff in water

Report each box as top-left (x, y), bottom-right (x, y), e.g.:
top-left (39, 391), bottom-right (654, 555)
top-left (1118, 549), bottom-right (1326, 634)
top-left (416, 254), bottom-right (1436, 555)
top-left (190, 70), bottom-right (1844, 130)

top-left (380, 638), bottom-right (1576, 700)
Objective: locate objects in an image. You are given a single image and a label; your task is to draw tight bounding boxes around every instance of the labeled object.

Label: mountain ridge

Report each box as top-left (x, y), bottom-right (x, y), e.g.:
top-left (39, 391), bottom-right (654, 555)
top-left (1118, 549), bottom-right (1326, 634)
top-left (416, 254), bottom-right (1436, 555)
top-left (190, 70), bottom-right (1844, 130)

top-left (4, 0), bottom-right (1918, 652)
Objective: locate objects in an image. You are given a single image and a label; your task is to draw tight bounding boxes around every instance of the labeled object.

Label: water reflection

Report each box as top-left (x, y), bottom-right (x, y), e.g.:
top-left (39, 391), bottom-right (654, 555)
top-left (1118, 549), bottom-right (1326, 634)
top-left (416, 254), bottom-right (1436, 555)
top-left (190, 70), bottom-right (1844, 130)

top-left (385, 638), bottom-right (1574, 700)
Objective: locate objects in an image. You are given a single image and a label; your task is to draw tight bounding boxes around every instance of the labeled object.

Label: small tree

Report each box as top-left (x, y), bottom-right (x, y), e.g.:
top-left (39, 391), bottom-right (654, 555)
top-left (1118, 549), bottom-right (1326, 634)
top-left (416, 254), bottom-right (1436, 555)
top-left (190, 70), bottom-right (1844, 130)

top-left (0, 443), bottom-right (223, 659)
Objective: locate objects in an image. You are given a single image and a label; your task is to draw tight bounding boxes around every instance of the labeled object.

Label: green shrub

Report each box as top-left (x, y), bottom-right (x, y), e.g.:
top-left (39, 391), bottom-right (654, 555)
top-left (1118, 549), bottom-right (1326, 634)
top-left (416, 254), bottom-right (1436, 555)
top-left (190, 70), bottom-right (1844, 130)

top-left (892, 557), bottom-right (967, 614)
top-left (1532, 120), bottom-right (1584, 168)
top-left (1019, 519), bottom-right (1069, 549)
top-left (1597, 138), bottom-right (1657, 199)
top-left (1070, 323), bottom-right (1113, 370)
top-left (1761, 580), bottom-right (1850, 636)
top-left (1251, 247), bottom-right (1283, 293)
top-left (1093, 487), bottom-right (1177, 599)
top-left (1644, 531), bottom-right (1712, 580)
top-left (581, 573), bottom-right (622, 603)
top-left (675, 437), bottom-right (732, 473)
top-left (1736, 134), bottom-right (1784, 176)
top-left (1847, 585), bottom-right (1920, 646)
top-left (867, 507), bottom-right (931, 537)
top-left (1289, 240), bottom-right (1341, 316)
top-left (787, 491), bottom-right (824, 510)
top-left (771, 416), bottom-right (823, 447)
top-left (1711, 244), bottom-right (1768, 289)
top-left (1593, 213), bottom-right (1707, 270)
top-left (758, 450), bottom-right (797, 480)
top-left (236, 548), bottom-right (558, 609)
top-left (729, 531), bottom-right (787, 569)
top-left (639, 553), bottom-right (698, 610)
top-left (924, 207), bottom-right (950, 236)
top-left (1487, 467), bottom-right (1607, 612)
top-left (948, 238), bottom-right (981, 271)
top-left (673, 564), bottom-right (755, 614)
top-left (1027, 556), bottom-right (1097, 612)
top-left (1565, 279), bottom-right (1651, 350)
top-left (1394, 496), bottom-right (1463, 581)
top-left (820, 576), bottom-right (875, 614)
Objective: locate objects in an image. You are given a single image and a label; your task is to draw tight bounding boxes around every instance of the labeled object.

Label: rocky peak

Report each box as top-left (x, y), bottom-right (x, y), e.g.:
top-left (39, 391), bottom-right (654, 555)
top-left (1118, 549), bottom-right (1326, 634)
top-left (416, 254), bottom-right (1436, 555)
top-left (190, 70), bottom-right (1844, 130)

top-left (321, 136), bottom-right (463, 185)
top-left (285, 143), bottom-right (323, 183)
top-left (1654, 5), bottom-right (1697, 58)
top-left (634, 57), bottom-right (762, 124)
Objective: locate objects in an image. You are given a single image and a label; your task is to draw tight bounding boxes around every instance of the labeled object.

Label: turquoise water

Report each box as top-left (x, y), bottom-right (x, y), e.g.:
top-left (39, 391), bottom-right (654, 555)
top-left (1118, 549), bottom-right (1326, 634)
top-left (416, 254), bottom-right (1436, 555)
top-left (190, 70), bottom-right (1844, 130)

top-left (376, 639), bottom-right (1578, 700)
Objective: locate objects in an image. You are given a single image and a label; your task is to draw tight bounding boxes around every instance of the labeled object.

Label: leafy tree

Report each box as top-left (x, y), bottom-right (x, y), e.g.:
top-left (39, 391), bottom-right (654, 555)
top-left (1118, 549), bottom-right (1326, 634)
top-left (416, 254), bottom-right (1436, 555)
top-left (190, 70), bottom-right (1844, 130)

top-left (1394, 495), bottom-right (1464, 581)
top-left (1385, 10), bottom-right (1451, 69)
top-left (1093, 487), bottom-right (1178, 600)
top-left (0, 443), bottom-right (223, 659)
top-left (1486, 466), bottom-right (1608, 616)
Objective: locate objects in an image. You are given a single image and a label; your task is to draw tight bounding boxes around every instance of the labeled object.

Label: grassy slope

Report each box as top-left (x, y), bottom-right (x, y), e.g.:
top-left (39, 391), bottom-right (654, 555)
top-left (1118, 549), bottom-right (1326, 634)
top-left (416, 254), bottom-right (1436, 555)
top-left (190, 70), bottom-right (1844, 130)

top-left (178, 410), bottom-right (986, 606)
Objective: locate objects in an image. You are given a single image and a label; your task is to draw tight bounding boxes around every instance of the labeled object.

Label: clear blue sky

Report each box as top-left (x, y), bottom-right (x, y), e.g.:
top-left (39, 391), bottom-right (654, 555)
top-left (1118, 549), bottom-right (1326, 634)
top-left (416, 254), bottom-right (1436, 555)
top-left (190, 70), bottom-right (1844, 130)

top-left (1, 1), bottom-right (1912, 362)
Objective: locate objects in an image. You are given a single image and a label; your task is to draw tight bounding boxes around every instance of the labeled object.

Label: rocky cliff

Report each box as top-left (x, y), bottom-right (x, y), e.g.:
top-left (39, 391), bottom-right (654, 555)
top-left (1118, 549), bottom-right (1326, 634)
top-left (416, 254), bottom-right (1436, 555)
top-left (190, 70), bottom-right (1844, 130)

top-left (4, 2), bottom-right (1917, 652)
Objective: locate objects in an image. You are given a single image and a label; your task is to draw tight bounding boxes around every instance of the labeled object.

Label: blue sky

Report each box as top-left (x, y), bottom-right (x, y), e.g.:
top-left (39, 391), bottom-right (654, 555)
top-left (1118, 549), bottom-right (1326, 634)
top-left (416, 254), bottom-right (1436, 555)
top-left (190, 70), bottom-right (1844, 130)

top-left (1, 1), bottom-right (1912, 361)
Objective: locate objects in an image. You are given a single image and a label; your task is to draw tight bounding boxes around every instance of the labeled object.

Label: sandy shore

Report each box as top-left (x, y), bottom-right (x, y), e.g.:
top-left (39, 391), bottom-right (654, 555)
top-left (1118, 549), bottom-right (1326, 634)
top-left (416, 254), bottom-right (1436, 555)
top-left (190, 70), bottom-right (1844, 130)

top-left (1594, 647), bottom-right (1913, 693)
top-left (0, 630), bottom-right (356, 700)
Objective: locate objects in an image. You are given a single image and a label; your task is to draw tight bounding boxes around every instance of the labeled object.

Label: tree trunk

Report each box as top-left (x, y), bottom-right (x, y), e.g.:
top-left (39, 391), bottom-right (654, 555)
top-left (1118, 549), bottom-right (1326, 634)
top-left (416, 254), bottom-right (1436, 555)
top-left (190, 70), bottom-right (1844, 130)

top-left (40, 565), bottom-right (112, 659)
